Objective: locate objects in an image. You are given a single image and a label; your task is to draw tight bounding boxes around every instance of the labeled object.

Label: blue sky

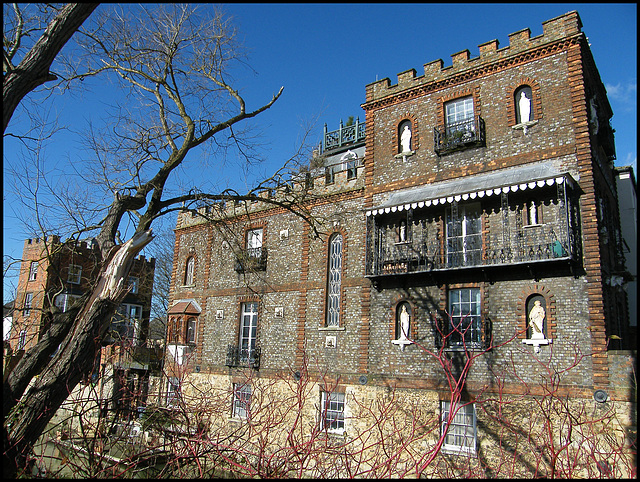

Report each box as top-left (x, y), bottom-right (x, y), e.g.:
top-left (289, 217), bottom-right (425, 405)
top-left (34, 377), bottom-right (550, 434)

top-left (3, 3), bottom-right (637, 302)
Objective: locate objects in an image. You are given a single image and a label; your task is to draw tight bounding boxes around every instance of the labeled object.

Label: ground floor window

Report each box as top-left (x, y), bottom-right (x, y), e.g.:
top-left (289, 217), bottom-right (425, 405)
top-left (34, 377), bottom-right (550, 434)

top-left (441, 400), bottom-right (476, 454)
top-left (320, 391), bottom-right (345, 434)
top-left (232, 383), bottom-right (252, 419)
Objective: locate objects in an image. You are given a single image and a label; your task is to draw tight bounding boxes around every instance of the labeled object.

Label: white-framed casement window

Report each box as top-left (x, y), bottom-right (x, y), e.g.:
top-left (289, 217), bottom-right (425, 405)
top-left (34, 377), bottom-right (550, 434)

top-left (326, 233), bottom-right (343, 327)
top-left (115, 303), bottom-right (143, 342)
top-left (441, 400), bottom-right (477, 455)
top-left (18, 330), bottom-right (27, 350)
top-left (23, 292), bottom-right (33, 316)
top-left (446, 203), bottom-right (482, 267)
top-left (320, 391), bottom-right (345, 434)
top-left (184, 257), bottom-right (195, 286)
top-left (128, 276), bottom-right (139, 294)
top-left (166, 377), bottom-right (181, 407)
top-left (232, 383), bottom-right (252, 419)
top-left (28, 261), bottom-right (38, 281)
top-left (447, 287), bottom-right (482, 348)
top-left (67, 264), bottom-right (82, 284)
top-left (186, 317), bottom-right (197, 345)
top-left (239, 302), bottom-right (258, 363)
top-left (445, 96), bottom-right (474, 133)
top-left (246, 228), bottom-right (263, 259)
top-left (54, 293), bottom-right (81, 312)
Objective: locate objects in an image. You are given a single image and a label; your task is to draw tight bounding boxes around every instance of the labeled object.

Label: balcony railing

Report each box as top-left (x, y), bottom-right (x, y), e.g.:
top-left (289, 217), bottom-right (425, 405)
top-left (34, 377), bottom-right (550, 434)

top-left (234, 248), bottom-right (268, 273)
top-left (322, 118), bottom-right (366, 153)
top-left (226, 345), bottom-right (261, 369)
top-left (434, 116), bottom-right (486, 155)
top-left (371, 236), bottom-right (571, 276)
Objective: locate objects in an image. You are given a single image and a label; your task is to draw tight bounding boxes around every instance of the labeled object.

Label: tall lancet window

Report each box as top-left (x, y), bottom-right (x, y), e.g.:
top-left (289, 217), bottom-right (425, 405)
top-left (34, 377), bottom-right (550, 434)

top-left (326, 233), bottom-right (343, 327)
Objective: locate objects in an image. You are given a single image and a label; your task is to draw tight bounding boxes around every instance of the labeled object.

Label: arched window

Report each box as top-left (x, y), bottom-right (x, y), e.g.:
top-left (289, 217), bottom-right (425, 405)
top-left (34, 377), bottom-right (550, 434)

top-left (326, 233), bottom-right (343, 327)
top-left (515, 85), bottom-right (533, 124)
top-left (184, 257), bottom-right (195, 286)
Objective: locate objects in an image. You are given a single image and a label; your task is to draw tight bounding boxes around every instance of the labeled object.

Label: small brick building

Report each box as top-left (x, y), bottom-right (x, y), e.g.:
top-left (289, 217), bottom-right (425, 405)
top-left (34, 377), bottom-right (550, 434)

top-left (163, 11), bottom-right (634, 474)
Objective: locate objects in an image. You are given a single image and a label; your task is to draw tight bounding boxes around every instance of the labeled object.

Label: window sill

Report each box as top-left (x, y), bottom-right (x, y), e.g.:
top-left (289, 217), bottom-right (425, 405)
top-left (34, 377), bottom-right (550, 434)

top-left (319, 326), bottom-right (346, 331)
top-left (523, 223), bottom-right (544, 228)
top-left (441, 445), bottom-right (476, 457)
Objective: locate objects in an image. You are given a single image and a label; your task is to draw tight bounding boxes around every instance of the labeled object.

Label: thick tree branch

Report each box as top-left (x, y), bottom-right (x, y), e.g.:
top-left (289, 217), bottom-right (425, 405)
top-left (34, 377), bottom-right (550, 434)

top-left (3, 3), bottom-right (99, 133)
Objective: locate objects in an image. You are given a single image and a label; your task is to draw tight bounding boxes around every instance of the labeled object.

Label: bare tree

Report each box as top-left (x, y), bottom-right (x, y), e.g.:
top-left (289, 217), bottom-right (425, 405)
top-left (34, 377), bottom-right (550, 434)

top-left (3, 3), bottom-right (98, 133)
top-left (3, 4), bottom-right (319, 477)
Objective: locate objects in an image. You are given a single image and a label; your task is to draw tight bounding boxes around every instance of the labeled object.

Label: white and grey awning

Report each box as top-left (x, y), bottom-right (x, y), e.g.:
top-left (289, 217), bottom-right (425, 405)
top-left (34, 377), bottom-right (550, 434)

top-left (366, 162), bottom-right (575, 216)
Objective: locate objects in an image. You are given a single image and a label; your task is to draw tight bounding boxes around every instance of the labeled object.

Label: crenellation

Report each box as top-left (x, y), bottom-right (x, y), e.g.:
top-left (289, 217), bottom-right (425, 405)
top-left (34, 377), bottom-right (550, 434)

top-left (508, 27), bottom-right (531, 47)
top-left (363, 11), bottom-right (585, 104)
top-left (451, 48), bottom-right (470, 66)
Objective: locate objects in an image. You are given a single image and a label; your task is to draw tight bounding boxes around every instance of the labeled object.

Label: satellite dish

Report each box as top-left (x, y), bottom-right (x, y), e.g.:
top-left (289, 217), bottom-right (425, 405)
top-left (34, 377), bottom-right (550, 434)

top-left (593, 389), bottom-right (608, 403)
top-left (359, 375), bottom-right (368, 385)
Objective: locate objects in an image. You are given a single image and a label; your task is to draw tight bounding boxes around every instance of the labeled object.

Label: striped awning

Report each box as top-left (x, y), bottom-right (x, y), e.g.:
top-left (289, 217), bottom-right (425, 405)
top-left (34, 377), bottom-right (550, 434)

top-left (366, 162), bottom-right (575, 216)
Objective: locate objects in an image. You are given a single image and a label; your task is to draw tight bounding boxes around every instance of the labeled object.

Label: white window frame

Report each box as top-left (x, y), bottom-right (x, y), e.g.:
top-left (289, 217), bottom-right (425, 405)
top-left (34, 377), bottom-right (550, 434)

top-left (18, 330), bottom-right (27, 350)
top-left (445, 96), bottom-right (474, 127)
top-left (447, 288), bottom-right (482, 348)
top-left (128, 276), bottom-right (139, 294)
top-left (28, 261), bottom-right (38, 281)
top-left (441, 401), bottom-right (477, 455)
top-left (326, 233), bottom-right (343, 327)
top-left (116, 303), bottom-right (143, 343)
top-left (246, 228), bottom-right (263, 259)
top-left (239, 302), bottom-right (258, 362)
top-left (186, 317), bottom-right (197, 345)
top-left (67, 264), bottom-right (82, 284)
top-left (166, 377), bottom-right (181, 407)
top-left (23, 292), bottom-right (33, 316)
top-left (54, 293), bottom-right (81, 312)
top-left (232, 383), bottom-right (252, 420)
top-left (320, 391), bottom-right (345, 434)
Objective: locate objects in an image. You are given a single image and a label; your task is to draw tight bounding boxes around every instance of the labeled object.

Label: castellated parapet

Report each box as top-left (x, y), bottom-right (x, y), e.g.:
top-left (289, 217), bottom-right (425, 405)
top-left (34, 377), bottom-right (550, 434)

top-left (364, 11), bottom-right (583, 105)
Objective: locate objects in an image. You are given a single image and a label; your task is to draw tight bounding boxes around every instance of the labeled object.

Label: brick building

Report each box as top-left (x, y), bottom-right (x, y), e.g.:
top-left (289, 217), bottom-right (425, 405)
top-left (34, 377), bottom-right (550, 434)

top-left (7, 235), bottom-right (159, 422)
top-left (163, 11), bottom-right (635, 476)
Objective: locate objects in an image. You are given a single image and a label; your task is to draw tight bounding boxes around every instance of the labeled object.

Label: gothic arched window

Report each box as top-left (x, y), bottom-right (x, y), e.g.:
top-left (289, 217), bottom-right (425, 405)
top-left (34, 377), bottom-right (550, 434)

top-left (326, 233), bottom-right (343, 327)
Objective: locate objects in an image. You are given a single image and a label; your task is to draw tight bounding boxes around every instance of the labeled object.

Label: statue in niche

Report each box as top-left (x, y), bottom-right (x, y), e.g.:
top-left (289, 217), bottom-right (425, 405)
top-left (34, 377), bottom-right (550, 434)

top-left (528, 300), bottom-right (545, 339)
top-left (398, 304), bottom-right (410, 340)
top-left (518, 91), bottom-right (531, 123)
top-left (400, 124), bottom-right (412, 153)
top-left (399, 220), bottom-right (407, 242)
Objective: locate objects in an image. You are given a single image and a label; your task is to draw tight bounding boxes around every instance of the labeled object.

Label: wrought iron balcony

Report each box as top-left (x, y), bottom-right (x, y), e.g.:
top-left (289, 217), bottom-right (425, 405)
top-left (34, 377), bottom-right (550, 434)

top-left (322, 118), bottom-right (366, 153)
top-left (234, 248), bottom-right (268, 273)
top-left (434, 116), bottom-right (486, 155)
top-left (226, 344), bottom-right (261, 369)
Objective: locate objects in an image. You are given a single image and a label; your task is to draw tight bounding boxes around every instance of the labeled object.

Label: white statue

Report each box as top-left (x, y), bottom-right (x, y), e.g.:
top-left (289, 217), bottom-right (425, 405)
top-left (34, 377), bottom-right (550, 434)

top-left (528, 300), bottom-right (545, 339)
top-left (399, 221), bottom-right (407, 242)
top-left (518, 91), bottom-right (531, 123)
top-left (399, 305), bottom-right (410, 340)
top-left (400, 125), bottom-right (412, 153)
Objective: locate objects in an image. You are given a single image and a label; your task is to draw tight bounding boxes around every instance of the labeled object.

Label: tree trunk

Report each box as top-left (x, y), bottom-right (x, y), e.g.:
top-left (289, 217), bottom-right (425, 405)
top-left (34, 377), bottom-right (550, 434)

top-left (3, 230), bottom-right (153, 478)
